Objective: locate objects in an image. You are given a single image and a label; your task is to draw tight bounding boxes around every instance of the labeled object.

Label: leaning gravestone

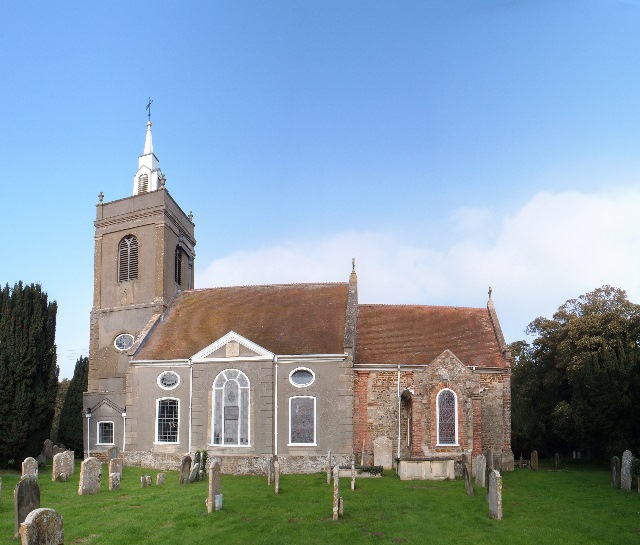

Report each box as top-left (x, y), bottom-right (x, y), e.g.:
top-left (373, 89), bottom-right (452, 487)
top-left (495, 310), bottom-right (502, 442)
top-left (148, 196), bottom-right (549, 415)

top-left (109, 473), bottom-right (120, 491)
top-left (373, 436), bottom-right (393, 470)
top-left (206, 462), bottom-right (222, 513)
top-left (14, 476), bottom-right (40, 538)
top-left (621, 450), bottom-right (633, 491)
top-left (189, 462), bottom-right (201, 483)
top-left (22, 457), bottom-right (38, 479)
top-left (19, 507), bottom-right (63, 545)
top-left (488, 469), bottom-right (503, 520)
top-left (611, 456), bottom-right (621, 488)
top-left (475, 454), bottom-right (486, 487)
top-left (179, 455), bottom-right (192, 485)
top-left (78, 457), bottom-right (101, 495)
top-left (531, 450), bottom-right (539, 471)
top-left (463, 462), bottom-right (474, 496)
top-left (109, 457), bottom-right (123, 478)
top-left (43, 439), bottom-right (54, 459)
top-left (332, 465), bottom-right (340, 521)
top-left (52, 451), bottom-right (74, 481)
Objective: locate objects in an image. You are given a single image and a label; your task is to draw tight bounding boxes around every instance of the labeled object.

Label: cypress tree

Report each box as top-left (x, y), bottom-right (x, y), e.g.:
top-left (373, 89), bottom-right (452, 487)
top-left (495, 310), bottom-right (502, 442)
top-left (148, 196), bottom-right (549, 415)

top-left (57, 355), bottom-right (88, 452)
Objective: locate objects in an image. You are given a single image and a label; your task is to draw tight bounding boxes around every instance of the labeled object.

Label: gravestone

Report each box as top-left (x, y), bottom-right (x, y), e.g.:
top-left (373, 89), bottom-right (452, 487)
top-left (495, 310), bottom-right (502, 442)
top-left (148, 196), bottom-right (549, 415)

top-left (52, 451), bottom-right (74, 481)
top-left (108, 446), bottom-right (120, 461)
top-left (19, 507), bottom-right (63, 545)
top-left (14, 476), bottom-right (40, 538)
top-left (58, 474), bottom-right (68, 482)
top-left (519, 454), bottom-right (524, 468)
top-left (43, 439), bottom-right (53, 459)
top-left (332, 465), bottom-right (340, 521)
top-left (52, 445), bottom-right (60, 457)
top-left (373, 436), bottom-right (393, 470)
top-left (351, 459), bottom-right (356, 491)
top-left (475, 454), bottom-right (486, 487)
top-left (189, 462), bottom-right (201, 483)
top-left (484, 449), bottom-right (494, 495)
top-left (179, 455), bottom-right (192, 485)
top-left (157, 473), bottom-right (165, 485)
top-left (621, 450), bottom-right (633, 491)
top-left (611, 456), bottom-right (621, 488)
top-left (554, 452), bottom-right (560, 470)
top-left (267, 456), bottom-right (274, 486)
top-left (530, 450), bottom-right (539, 471)
top-left (274, 460), bottom-right (280, 495)
top-left (109, 473), bottom-right (120, 491)
top-left (22, 457), bottom-right (38, 479)
top-left (463, 462), bottom-right (474, 496)
top-left (488, 469), bottom-right (503, 520)
top-left (339, 496), bottom-right (344, 517)
top-left (326, 450), bottom-right (332, 484)
top-left (206, 462), bottom-right (222, 513)
top-left (109, 458), bottom-right (123, 478)
top-left (36, 454), bottom-right (47, 469)
top-left (78, 457), bottom-right (101, 495)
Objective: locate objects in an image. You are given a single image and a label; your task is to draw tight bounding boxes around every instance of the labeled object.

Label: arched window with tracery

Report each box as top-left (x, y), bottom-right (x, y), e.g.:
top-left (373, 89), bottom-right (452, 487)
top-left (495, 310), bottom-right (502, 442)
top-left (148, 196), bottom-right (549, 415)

top-left (437, 388), bottom-right (458, 445)
top-left (118, 235), bottom-right (138, 282)
top-left (212, 369), bottom-right (250, 446)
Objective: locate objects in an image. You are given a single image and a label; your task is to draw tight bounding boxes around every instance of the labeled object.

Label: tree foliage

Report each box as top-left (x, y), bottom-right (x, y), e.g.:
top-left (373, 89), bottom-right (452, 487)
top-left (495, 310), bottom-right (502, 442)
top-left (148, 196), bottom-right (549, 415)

top-left (511, 286), bottom-right (640, 459)
top-left (57, 355), bottom-right (88, 452)
top-left (0, 282), bottom-right (58, 465)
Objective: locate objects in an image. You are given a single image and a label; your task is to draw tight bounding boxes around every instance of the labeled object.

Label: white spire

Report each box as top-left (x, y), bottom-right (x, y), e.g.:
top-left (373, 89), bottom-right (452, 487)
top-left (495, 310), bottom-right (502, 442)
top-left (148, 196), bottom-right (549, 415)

top-left (132, 120), bottom-right (164, 195)
top-left (143, 120), bottom-right (153, 155)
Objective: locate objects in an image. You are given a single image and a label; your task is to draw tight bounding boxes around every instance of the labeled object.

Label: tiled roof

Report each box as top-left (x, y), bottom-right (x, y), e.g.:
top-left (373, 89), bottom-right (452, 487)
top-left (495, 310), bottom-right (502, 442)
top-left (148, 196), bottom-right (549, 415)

top-left (135, 283), bottom-right (349, 360)
top-left (355, 304), bottom-right (507, 367)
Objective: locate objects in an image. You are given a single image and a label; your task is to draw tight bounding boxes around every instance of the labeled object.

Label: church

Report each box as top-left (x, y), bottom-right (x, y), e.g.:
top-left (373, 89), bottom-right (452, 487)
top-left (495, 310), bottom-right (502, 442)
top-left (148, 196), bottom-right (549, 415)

top-left (83, 120), bottom-right (514, 477)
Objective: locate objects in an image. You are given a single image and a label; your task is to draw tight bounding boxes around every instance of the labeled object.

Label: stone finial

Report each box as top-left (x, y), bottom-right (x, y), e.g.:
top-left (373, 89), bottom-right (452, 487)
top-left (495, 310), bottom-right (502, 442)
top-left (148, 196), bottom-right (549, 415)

top-left (188, 211), bottom-right (194, 222)
top-left (488, 286), bottom-right (492, 300)
top-left (159, 174), bottom-right (166, 188)
top-left (352, 258), bottom-right (356, 273)
top-left (98, 192), bottom-right (104, 203)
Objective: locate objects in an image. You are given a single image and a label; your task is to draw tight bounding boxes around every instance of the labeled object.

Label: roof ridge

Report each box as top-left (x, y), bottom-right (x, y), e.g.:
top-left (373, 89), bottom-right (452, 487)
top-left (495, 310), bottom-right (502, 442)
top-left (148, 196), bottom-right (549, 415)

top-left (186, 282), bottom-right (348, 291)
top-left (358, 303), bottom-right (486, 311)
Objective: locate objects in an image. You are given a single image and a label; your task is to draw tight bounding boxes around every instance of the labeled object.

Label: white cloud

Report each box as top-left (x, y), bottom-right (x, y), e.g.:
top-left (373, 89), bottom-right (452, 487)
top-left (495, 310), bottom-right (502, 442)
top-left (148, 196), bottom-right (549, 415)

top-left (197, 187), bottom-right (640, 344)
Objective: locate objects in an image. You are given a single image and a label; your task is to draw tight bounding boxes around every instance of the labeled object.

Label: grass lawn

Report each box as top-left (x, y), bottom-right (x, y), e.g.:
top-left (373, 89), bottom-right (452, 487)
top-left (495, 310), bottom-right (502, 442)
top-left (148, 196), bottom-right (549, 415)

top-left (0, 461), bottom-right (638, 544)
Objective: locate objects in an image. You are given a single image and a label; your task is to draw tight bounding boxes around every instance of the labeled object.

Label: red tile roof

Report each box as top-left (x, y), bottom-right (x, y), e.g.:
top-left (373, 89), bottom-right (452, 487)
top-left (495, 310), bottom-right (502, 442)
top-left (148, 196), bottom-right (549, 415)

top-left (135, 283), bottom-right (349, 360)
top-left (355, 304), bottom-right (507, 368)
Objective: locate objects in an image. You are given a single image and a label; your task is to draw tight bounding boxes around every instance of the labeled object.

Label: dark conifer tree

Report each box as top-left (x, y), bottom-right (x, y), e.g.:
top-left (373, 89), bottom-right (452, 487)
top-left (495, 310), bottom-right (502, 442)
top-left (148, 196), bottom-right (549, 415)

top-left (57, 355), bottom-right (88, 452)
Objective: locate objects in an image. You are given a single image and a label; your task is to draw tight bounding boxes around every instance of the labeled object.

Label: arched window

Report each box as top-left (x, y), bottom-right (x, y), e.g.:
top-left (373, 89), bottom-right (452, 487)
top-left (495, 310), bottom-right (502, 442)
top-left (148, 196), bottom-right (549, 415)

top-left (289, 396), bottom-right (316, 445)
top-left (212, 369), bottom-right (250, 446)
top-left (118, 235), bottom-right (138, 282)
top-left (174, 246), bottom-right (183, 285)
top-left (437, 389), bottom-right (458, 445)
top-left (156, 398), bottom-right (179, 443)
top-left (138, 173), bottom-right (149, 194)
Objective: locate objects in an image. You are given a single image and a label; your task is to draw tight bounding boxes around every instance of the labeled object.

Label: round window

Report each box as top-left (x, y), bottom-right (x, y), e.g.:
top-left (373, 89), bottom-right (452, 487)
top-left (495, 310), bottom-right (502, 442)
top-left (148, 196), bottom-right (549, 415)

top-left (289, 368), bottom-right (315, 387)
top-left (114, 333), bottom-right (134, 351)
top-left (158, 371), bottom-right (180, 390)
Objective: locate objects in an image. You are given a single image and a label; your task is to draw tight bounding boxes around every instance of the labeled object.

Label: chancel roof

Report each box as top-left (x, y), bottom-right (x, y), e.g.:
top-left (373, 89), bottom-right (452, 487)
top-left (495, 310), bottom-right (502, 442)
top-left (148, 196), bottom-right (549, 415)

top-left (135, 283), bottom-right (349, 360)
top-left (355, 304), bottom-right (507, 368)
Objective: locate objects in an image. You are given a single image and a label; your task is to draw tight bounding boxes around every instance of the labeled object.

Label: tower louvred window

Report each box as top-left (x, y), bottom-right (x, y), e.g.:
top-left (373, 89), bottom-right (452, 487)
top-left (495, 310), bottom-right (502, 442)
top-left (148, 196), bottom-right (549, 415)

top-left (118, 235), bottom-right (139, 282)
top-left (138, 173), bottom-right (149, 193)
top-left (175, 246), bottom-right (182, 285)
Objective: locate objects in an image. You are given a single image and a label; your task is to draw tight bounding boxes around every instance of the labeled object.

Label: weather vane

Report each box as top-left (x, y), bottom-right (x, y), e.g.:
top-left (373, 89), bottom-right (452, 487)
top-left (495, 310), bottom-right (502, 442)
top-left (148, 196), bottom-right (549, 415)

top-left (146, 97), bottom-right (153, 121)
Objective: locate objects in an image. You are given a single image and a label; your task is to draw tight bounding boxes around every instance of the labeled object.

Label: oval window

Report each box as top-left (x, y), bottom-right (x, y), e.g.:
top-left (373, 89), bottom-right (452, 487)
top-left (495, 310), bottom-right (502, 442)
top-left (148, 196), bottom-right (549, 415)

top-left (158, 371), bottom-right (180, 390)
top-left (289, 368), bottom-right (315, 387)
top-left (114, 333), bottom-right (134, 351)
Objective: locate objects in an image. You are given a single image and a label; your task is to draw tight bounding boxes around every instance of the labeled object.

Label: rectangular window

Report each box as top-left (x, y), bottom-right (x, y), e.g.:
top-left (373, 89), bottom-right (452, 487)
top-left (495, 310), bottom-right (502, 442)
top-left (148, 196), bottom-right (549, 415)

top-left (97, 421), bottom-right (114, 445)
top-left (289, 396), bottom-right (316, 445)
top-left (157, 398), bottom-right (179, 443)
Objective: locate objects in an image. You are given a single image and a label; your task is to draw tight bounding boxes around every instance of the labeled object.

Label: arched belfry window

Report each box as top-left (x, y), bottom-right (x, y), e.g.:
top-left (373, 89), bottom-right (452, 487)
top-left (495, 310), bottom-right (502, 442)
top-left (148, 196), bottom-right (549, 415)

top-left (437, 388), bottom-right (458, 445)
top-left (138, 173), bottom-right (149, 194)
top-left (118, 235), bottom-right (139, 282)
top-left (174, 246), bottom-right (183, 285)
top-left (212, 369), bottom-right (250, 446)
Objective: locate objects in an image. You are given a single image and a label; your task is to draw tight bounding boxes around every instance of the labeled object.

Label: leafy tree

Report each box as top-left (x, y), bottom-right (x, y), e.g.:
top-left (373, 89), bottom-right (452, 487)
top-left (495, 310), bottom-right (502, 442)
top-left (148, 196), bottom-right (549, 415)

top-left (0, 282), bottom-right (58, 466)
top-left (57, 356), bottom-right (89, 453)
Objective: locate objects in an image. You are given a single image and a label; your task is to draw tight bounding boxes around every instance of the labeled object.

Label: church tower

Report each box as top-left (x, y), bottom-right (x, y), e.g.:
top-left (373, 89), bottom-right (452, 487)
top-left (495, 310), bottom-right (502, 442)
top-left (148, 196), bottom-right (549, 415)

top-left (84, 118), bottom-right (195, 453)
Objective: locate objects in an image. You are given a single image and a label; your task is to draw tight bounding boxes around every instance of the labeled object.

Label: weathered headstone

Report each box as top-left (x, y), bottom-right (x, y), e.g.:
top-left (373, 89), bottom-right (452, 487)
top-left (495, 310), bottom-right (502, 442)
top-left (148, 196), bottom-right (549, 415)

top-left (351, 459), bottom-right (356, 491)
top-left (109, 473), bottom-right (121, 491)
top-left (206, 462), bottom-right (222, 513)
top-left (52, 451), bottom-right (74, 481)
top-left (621, 450), bottom-right (633, 491)
top-left (14, 476), bottom-right (40, 538)
top-left (332, 465), bottom-right (340, 521)
top-left (52, 445), bottom-right (60, 457)
top-left (156, 473), bottom-right (165, 485)
top-left (189, 462), bottom-right (201, 483)
top-left (554, 452), bottom-right (560, 470)
top-left (488, 469), bottom-right (503, 520)
top-left (43, 439), bottom-right (53, 459)
top-left (274, 460), bottom-right (280, 495)
top-left (36, 454), bottom-right (47, 469)
top-left (475, 454), bottom-right (486, 487)
top-left (338, 496), bottom-right (344, 517)
top-left (484, 449), bottom-right (494, 495)
top-left (463, 462), bottom-right (474, 496)
top-left (519, 454), bottom-right (524, 468)
top-left (19, 507), bottom-right (63, 545)
top-left (78, 457), bottom-right (101, 495)
top-left (179, 455), bottom-right (192, 485)
top-left (108, 446), bottom-right (120, 461)
top-left (22, 457), bottom-right (38, 479)
top-left (326, 450), bottom-right (332, 484)
top-left (530, 450), bottom-right (539, 471)
top-left (611, 456), bottom-right (621, 488)
top-left (108, 458), bottom-right (123, 478)
top-left (373, 436), bottom-right (393, 470)
top-left (267, 456), bottom-right (274, 486)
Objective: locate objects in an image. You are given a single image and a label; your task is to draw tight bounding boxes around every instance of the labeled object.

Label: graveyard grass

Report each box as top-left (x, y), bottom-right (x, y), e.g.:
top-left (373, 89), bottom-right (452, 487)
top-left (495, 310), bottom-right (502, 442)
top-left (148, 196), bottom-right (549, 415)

top-left (1, 461), bottom-right (638, 544)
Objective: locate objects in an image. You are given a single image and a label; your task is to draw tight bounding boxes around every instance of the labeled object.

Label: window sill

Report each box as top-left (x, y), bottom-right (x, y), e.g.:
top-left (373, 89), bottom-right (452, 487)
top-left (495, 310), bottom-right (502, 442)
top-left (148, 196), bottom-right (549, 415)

top-left (209, 444), bottom-right (251, 448)
top-left (288, 443), bottom-right (317, 447)
top-left (154, 441), bottom-right (180, 445)
top-left (96, 443), bottom-right (115, 446)
top-left (436, 443), bottom-right (460, 447)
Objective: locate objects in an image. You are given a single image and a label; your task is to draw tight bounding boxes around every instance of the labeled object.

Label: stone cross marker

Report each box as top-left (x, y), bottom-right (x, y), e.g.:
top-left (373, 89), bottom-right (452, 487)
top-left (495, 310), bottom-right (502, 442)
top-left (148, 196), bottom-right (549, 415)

top-left (207, 462), bottom-right (222, 513)
top-left (274, 460), bottom-right (280, 495)
top-left (332, 465), bottom-right (340, 521)
top-left (488, 469), bottom-right (503, 520)
top-left (463, 462), bottom-right (474, 496)
top-left (179, 455), bottom-right (192, 485)
top-left (22, 457), bottom-right (38, 479)
top-left (78, 457), bottom-right (101, 495)
top-left (530, 450), bottom-right (539, 471)
top-left (611, 456), bottom-right (621, 488)
top-left (475, 454), bottom-right (486, 487)
top-left (52, 451), bottom-right (74, 482)
top-left (621, 450), bottom-right (633, 491)
top-left (14, 476), bottom-right (40, 538)
top-left (19, 507), bottom-right (63, 545)
top-left (373, 436), bottom-right (393, 470)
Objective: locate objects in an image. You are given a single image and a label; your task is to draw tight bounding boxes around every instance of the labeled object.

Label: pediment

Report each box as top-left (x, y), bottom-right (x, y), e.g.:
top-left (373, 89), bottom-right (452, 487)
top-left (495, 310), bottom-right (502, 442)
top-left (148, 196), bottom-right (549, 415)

top-left (425, 349), bottom-right (472, 378)
top-left (191, 331), bottom-right (274, 361)
top-left (88, 397), bottom-right (125, 416)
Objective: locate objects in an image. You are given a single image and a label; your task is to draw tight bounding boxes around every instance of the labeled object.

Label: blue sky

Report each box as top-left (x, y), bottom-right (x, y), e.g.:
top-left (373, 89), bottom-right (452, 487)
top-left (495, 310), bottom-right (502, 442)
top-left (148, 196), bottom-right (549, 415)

top-left (2, 1), bottom-right (640, 378)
